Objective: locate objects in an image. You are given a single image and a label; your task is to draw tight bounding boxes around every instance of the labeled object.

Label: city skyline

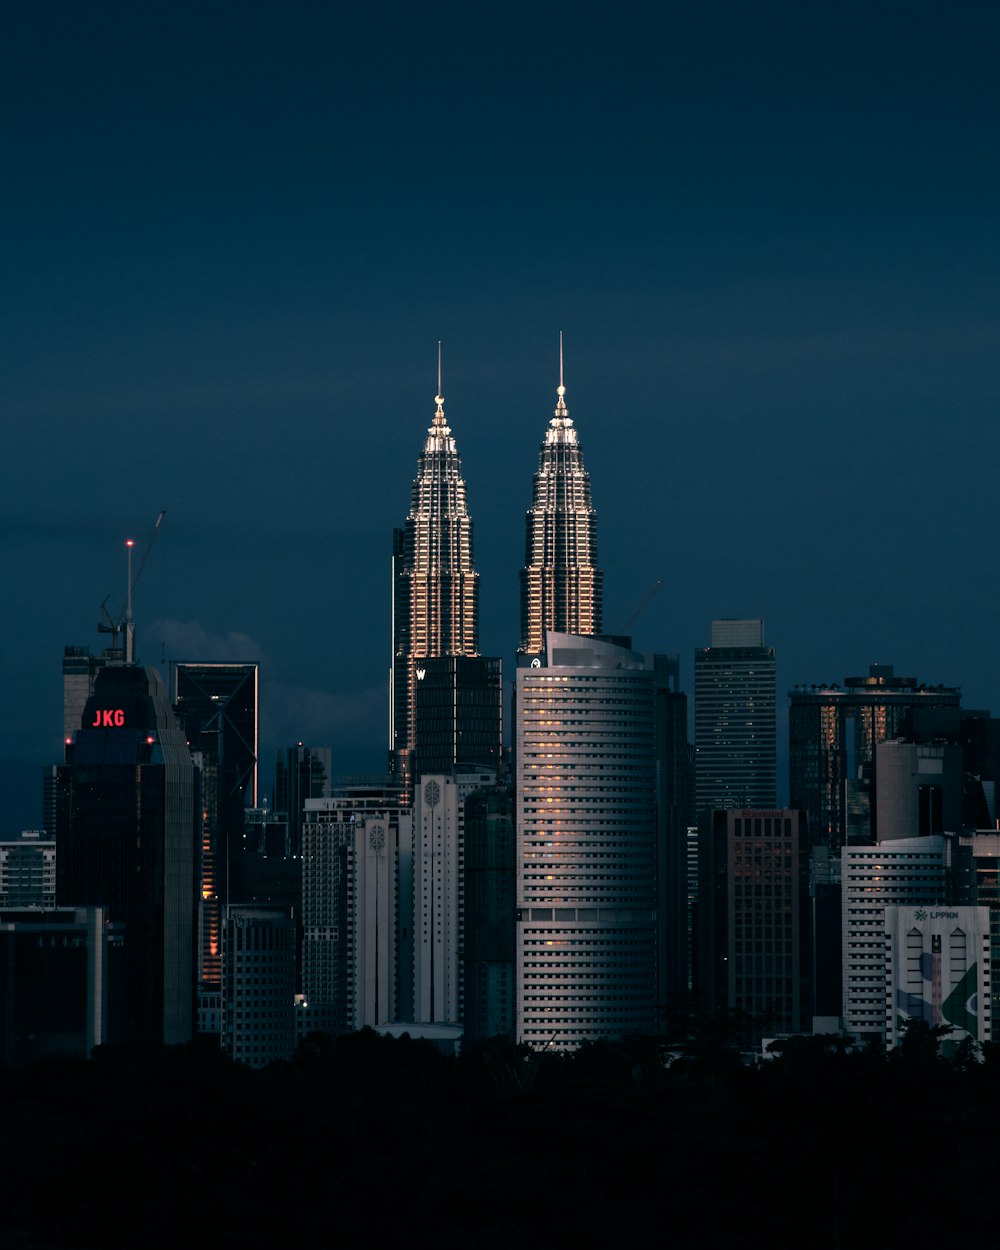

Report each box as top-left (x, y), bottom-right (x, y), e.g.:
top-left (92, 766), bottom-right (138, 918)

top-left (5, 8), bottom-right (1000, 830)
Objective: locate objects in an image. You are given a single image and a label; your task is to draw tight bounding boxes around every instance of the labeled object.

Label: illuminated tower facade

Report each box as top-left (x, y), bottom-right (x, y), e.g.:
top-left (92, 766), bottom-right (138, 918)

top-left (515, 633), bottom-right (659, 1048)
top-left (391, 375), bottom-right (480, 799)
top-left (519, 341), bottom-right (603, 654)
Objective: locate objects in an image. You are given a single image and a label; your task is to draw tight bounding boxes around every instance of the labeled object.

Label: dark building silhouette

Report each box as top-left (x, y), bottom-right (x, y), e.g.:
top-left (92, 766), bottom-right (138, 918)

top-left (57, 664), bottom-right (197, 1044)
top-left (789, 664), bottom-right (961, 848)
top-left (655, 656), bottom-right (693, 1027)
top-left (413, 655), bottom-right (502, 778)
top-left (274, 744), bottom-right (331, 856)
top-left (171, 662), bottom-right (258, 988)
top-left (463, 780), bottom-right (515, 1042)
top-left (0, 907), bottom-right (123, 1062)
top-left (221, 905), bottom-right (296, 1067)
top-left (696, 809), bottom-right (811, 1036)
top-left (694, 620), bottom-right (776, 815)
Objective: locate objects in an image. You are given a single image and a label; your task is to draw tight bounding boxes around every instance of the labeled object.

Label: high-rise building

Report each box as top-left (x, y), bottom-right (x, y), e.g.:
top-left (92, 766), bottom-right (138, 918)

top-left (221, 906), bottom-right (296, 1068)
top-left (0, 831), bottom-right (56, 908)
top-left (391, 379), bottom-right (479, 799)
top-left (696, 809), bottom-right (811, 1035)
top-left (515, 633), bottom-right (658, 1048)
top-left (694, 620), bottom-right (776, 816)
top-left (875, 739), bottom-right (963, 840)
top-left (171, 662), bottom-right (258, 990)
top-left (56, 664), bottom-right (197, 1045)
top-left (884, 904), bottom-right (990, 1051)
top-left (654, 659), bottom-right (694, 1018)
top-left (301, 782), bottom-right (410, 1033)
top-left (62, 645), bottom-right (113, 741)
top-left (274, 744), bottom-right (332, 857)
top-left (0, 907), bottom-right (121, 1062)
top-left (412, 765), bottom-right (496, 1026)
top-left (842, 835), bottom-right (951, 1040)
top-left (464, 779), bottom-right (515, 1043)
top-left (789, 665), bottom-right (961, 849)
top-left (519, 342), bottom-right (603, 654)
top-left (412, 656), bottom-right (502, 778)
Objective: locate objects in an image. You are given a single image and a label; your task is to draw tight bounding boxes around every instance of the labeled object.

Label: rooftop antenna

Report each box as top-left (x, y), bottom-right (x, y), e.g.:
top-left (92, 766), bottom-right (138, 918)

top-left (559, 329), bottom-right (564, 392)
top-left (125, 538), bottom-right (136, 664)
top-left (99, 510), bottom-right (166, 664)
top-left (554, 330), bottom-right (569, 419)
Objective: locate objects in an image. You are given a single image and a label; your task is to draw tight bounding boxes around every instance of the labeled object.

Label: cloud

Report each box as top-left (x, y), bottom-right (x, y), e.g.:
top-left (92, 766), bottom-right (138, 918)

top-left (262, 682), bottom-right (386, 753)
top-left (148, 618), bottom-right (268, 665)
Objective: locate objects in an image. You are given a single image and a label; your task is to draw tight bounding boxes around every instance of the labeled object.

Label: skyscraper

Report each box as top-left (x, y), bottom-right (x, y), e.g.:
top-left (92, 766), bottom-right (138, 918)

top-left (171, 662), bottom-right (259, 990)
top-left (694, 619), bottom-right (776, 815)
top-left (789, 664), bottom-right (961, 848)
top-left (274, 744), bottom-right (332, 856)
top-left (56, 664), bottom-right (197, 1045)
top-left (696, 808), bottom-right (811, 1034)
top-left (519, 340), bottom-right (603, 654)
top-left (301, 782), bottom-right (409, 1032)
top-left (515, 633), bottom-right (659, 1048)
top-left (412, 656), bottom-right (502, 778)
top-left (391, 372), bottom-right (479, 798)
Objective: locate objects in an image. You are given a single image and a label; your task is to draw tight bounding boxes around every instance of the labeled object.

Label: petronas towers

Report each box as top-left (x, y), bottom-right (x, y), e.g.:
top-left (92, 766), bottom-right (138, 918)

top-left (519, 349), bottom-right (603, 653)
top-left (390, 342), bottom-right (603, 791)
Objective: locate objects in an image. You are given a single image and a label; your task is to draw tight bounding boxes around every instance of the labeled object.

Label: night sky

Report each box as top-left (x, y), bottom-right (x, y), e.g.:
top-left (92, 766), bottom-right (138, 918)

top-left (4, 4), bottom-right (999, 830)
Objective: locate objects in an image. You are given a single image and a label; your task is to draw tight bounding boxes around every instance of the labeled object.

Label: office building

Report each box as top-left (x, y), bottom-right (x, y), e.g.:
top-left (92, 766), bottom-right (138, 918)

top-left (519, 342), bottom-right (603, 654)
top-left (0, 831), bottom-right (56, 908)
top-left (842, 836), bottom-right (952, 1040)
top-left (56, 663), bottom-right (197, 1045)
top-left (875, 739), bottom-right (963, 840)
top-left (274, 745), bottom-right (332, 857)
top-left (790, 664), bottom-right (961, 849)
top-left (221, 906), bottom-right (296, 1068)
top-left (0, 907), bottom-right (121, 1062)
top-left (412, 656), bottom-right (502, 778)
top-left (391, 381), bottom-right (480, 799)
top-left (694, 620), bottom-right (776, 815)
top-left (655, 658), bottom-right (693, 1017)
top-left (463, 779), bottom-right (515, 1043)
top-left (884, 903), bottom-right (990, 1050)
top-left (301, 782), bottom-right (410, 1032)
top-left (696, 809), bottom-right (811, 1034)
top-left (412, 766), bottom-right (496, 1025)
top-left (172, 662), bottom-right (258, 989)
top-left (515, 633), bottom-right (658, 1048)
top-left (62, 645), bottom-right (112, 741)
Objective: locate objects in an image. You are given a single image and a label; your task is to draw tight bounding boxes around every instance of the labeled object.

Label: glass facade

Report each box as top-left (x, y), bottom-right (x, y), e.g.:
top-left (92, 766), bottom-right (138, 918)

top-left (694, 621), bottom-right (776, 815)
top-left (56, 664), bottom-right (196, 1045)
top-left (789, 665), bottom-right (961, 848)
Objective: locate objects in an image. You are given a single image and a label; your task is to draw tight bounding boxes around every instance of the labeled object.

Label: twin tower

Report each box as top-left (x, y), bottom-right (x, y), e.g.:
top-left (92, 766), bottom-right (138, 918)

top-left (389, 344), bottom-right (603, 792)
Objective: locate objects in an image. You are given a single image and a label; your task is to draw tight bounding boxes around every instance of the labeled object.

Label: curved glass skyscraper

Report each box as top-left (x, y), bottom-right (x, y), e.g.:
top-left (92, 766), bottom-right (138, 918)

top-left (519, 344), bottom-right (603, 654)
top-left (391, 383), bottom-right (479, 798)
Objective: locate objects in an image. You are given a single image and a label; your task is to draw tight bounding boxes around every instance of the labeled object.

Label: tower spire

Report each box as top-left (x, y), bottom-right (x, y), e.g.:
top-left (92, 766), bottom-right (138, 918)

top-left (554, 330), bottom-right (569, 419)
top-left (521, 333), bottom-right (603, 653)
top-left (434, 340), bottom-right (445, 424)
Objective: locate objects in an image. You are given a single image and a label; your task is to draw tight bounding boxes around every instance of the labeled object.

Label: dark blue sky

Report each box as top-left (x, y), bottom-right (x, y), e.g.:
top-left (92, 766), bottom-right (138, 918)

top-left (4, 4), bottom-right (999, 829)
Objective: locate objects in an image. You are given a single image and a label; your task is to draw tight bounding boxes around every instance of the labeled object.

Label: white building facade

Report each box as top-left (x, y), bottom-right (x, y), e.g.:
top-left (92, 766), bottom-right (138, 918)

top-left (302, 788), bottom-right (410, 1032)
top-left (884, 904), bottom-right (991, 1049)
top-left (842, 836), bottom-right (949, 1040)
top-left (412, 767), bottom-right (496, 1025)
top-left (515, 632), bottom-right (658, 1048)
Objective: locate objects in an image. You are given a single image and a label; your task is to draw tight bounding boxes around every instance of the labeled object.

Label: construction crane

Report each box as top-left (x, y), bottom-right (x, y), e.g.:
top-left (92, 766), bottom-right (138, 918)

top-left (619, 578), bottom-right (663, 634)
top-left (98, 510), bottom-right (166, 663)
